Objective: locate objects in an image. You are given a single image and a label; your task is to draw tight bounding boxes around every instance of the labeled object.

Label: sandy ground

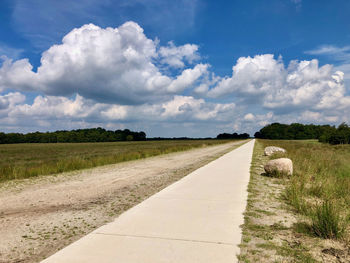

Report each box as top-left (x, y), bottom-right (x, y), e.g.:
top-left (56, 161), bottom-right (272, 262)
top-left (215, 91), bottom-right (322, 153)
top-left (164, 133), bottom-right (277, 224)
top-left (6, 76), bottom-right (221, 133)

top-left (0, 141), bottom-right (244, 263)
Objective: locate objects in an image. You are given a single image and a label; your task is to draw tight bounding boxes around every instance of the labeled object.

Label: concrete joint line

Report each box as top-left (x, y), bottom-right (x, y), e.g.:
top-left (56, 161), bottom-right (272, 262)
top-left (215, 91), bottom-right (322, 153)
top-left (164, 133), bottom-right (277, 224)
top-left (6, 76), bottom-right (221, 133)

top-left (152, 196), bottom-right (232, 202)
top-left (93, 232), bottom-right (235, 247)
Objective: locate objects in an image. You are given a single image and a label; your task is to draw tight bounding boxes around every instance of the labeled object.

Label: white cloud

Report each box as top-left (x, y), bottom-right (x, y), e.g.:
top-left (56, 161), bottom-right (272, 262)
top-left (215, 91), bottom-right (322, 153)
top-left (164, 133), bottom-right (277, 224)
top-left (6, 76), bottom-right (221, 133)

top-left (0, 92), bottom-right (25, 113)
top-left (305, 45), bottom-right (350, 60)
top-left (9, 94), bottom-right (103, 120)
top-left (1, 26), bottom-right (350, 137)
top-left (208, 54), bottom-right (349, 112)
top-left (300, 110), bottom-right (322, 122)
top-left (0, 22), bottom-right (208, 104)
top-left (244, 113), bottom-right (255, 121)
top-left (1, 88), bottom-right (349, 137)
top-left (3, 94), bottom-right (236, 128)
top-left (167, 64), bottom-right (209, 92)
top-left (159, 41), bottom-right (200, 68)
top-left (101, 105), bottom-right (129, 120)
top-left (208, 54), bottom-right (285, 98)
top-left (306, 45), bottom-right (350, 85)
top-left (160, 95), bottom-right (235, 121)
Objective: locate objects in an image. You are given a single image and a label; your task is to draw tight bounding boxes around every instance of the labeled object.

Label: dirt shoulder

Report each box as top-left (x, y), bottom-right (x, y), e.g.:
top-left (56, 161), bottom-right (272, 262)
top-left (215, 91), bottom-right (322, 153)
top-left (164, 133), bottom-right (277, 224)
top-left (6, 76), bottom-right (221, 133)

top-left (0, 140), bottom-right (245, 263)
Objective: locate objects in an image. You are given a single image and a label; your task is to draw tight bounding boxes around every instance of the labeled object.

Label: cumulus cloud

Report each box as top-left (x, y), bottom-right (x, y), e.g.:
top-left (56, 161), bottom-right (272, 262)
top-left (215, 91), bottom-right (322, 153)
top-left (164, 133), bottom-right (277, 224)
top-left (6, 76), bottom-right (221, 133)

top-left (208, 54), bottom-right (285, 98)
top-left (4, 93), bottom-right (235, 126)
top-left (159, 41), bottom-right (200, 68)
top-left (167, 64), bottom-right (209, 92)
top-left (208, 54), bottom-right (349, 113)
top-left (0, 22), bottom-right (208, 104)
top-left (9, 95), bottom-right (104, 120)
top-left (161, 95), bottom-right (235, 121)
top-left (306, 45), bottom-right (350, 85)
top-left (0, 92), bottom-right (25, 112)
top-left (0, 22), bottom-right (350, 136)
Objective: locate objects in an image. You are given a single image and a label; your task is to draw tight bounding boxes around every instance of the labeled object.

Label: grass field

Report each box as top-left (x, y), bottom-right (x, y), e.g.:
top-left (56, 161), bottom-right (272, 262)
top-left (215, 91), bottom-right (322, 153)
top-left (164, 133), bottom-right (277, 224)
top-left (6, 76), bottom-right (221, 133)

top-left (239, 139), bottom-right (350, 262)
top-left (0, 140), bottom-right (235, 182)
top-left (260, 139), bottom-right (350, 239)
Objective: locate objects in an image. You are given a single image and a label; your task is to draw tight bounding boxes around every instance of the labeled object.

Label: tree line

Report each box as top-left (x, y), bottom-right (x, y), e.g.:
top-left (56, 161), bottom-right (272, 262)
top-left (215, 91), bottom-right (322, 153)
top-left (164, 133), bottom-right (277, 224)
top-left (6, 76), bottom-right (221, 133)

top-left (319, 123), bottom-right (350, 144)
top-left (254, 122), bottom-right (350, 145)
top-left (0, 128), bottom-right (146, 144)
top-left (216, 132), bottom-right (250, 139)
top-left (8, 122), bottom-right (350, 145)
top-left (0, 127), bottom-right (254, 144)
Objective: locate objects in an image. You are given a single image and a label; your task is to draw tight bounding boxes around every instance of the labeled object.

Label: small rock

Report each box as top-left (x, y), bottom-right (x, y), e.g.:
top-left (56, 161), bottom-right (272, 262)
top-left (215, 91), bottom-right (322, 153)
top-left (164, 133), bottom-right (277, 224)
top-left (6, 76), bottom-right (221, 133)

top-left (264, 146), bottom-right (286, 156)
top-left (264, 158), bottom-right (293, 176)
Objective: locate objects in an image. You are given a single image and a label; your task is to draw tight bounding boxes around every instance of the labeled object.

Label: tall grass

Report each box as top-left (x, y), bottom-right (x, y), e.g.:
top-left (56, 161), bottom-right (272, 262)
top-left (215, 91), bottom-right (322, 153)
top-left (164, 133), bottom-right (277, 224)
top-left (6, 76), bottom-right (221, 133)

top-left (259, 139), bottom-right (350, 240)
top-left (311, 201), bottom-right (345, 239)
top-left (0, 140), bottom-right (238, 182)
top-left (284, 182), bottom-right (309, 215)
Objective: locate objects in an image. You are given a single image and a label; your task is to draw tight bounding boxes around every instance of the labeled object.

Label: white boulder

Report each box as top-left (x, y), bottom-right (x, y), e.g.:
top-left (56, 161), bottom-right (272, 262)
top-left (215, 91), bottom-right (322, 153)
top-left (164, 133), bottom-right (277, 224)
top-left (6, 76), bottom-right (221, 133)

top-left (264, 158), bottom-right (293, 176)
top-left (264, 146), bottom-right (286, 156)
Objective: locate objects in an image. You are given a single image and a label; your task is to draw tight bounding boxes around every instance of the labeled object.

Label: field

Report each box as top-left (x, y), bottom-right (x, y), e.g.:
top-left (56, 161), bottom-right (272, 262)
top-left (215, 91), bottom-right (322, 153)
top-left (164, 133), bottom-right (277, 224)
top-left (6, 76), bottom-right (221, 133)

top-left (239, 139), bottom-right (350, 262)
top-left (0, 140), bottom-right (231, 182)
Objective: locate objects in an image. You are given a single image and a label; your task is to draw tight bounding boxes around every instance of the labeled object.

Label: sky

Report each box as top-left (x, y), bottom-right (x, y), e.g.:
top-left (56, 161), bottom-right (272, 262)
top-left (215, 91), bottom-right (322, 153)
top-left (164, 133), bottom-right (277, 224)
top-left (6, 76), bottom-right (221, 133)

top-left (0, 0), bottom-right (350, 137)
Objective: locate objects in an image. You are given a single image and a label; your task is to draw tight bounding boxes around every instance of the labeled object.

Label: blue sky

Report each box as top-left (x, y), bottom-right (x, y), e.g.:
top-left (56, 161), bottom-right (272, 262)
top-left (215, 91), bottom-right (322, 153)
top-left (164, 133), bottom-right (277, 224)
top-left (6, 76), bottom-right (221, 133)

top-left (0, 0), bottom-right (350, 137)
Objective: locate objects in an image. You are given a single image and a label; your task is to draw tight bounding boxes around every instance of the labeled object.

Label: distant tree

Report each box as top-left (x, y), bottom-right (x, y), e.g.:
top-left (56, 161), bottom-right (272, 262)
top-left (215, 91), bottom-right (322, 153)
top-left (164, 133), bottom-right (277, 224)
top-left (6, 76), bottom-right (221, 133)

top-left (254, 122), bottom-right (349, 145)
top-left (126, 135), bottom-right (134, 141)
top-left (254, 131), bottom-right (262, 138)
top-left (216, 132), bottom-right (250, 139)
top-left (0, 128), bottom-right (147, 144)
top-left (327, 123), bottom-right (350, 144)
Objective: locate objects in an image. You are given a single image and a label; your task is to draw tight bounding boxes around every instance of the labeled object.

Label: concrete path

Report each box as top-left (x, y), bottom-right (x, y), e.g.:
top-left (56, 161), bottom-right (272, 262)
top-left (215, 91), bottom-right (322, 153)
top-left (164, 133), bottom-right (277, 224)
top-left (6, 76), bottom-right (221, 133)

top-left (42, 139), bottom-right (255, 263)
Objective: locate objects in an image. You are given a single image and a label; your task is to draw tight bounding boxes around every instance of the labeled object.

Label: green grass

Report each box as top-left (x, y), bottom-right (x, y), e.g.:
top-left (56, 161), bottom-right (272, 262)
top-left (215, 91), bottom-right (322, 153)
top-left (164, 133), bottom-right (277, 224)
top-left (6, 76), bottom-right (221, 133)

top-left (311, 200), bottom-right (345, 239)
top-left (259, 139), bottom-right (350, 240)
top-left (0, 140), bottom-right (239, 182)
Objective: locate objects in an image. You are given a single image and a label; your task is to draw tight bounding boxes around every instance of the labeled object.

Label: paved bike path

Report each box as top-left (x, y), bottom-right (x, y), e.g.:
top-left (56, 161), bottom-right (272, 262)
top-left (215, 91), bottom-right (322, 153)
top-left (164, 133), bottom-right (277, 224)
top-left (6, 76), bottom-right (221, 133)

top-left (42, 139), bottom-right (255, 263)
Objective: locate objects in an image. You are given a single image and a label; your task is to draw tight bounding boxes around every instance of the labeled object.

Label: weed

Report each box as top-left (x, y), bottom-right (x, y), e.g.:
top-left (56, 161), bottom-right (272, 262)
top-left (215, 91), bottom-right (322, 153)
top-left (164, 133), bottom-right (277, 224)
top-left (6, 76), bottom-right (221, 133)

top-left (237, 254), bottom-right (250, 263)
top-left (243, 236), bottom-right (252, 243)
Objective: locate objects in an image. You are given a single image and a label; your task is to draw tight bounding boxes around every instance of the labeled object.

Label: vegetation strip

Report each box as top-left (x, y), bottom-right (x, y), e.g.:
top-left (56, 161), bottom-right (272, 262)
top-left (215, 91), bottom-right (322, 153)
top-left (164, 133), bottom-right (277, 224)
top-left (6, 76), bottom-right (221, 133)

top-left (0, 140), bottom-right (234, 182)
top-left (238, 139), bottom-right (350, 262)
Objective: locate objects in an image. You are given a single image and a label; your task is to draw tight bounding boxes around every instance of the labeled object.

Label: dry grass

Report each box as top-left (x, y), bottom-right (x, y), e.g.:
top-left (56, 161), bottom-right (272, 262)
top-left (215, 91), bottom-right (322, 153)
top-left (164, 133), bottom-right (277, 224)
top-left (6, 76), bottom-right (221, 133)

top-left (0, 140), bottom-right (234, 182)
